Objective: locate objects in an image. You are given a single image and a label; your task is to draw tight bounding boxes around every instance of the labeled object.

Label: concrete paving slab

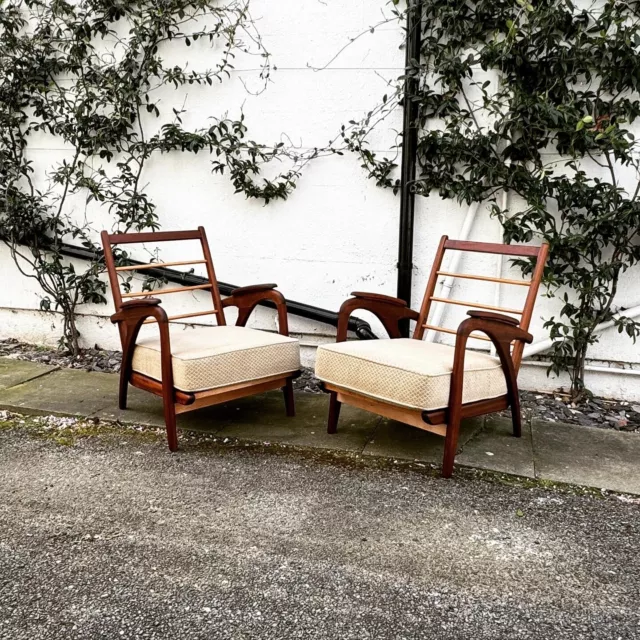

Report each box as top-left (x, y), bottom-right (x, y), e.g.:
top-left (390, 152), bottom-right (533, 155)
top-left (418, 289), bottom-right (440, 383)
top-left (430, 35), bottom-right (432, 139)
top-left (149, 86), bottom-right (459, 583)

top-left (0, 357), bottom-right (57, 391)
top-left (532, 419), bottom-right (640, 494)
top-left (0, 357), bottom-right (638, 493)
top-left (93, 386), bottom-right (167, 427)
top-left (362, 416), bottom-right (483, 463)
top-left (98, 389), bottom-right (377, 446)
top-left (0, 369), bottom-right (116, 417)
top-left (457, 416), bottom-right (535, 478)
top-left (200, 391), bottom-right (380, 452)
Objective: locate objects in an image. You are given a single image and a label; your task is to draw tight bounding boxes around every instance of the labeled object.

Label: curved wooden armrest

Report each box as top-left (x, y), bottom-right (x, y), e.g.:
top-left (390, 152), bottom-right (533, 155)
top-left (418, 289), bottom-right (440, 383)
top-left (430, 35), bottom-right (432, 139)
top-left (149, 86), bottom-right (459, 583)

top-left (467, 309), bottom-right (519, 326)
top-left (111, 297), bottom-right (165, 324)
top-left (463, 311), bottom-right (533, 343)
top-left (118, 297), bottom-right (161, 309)
top-left (110, 298), bottom-right (174, 401)
top-left (336, 293), bottom-right (419, 342)
top-left (222, 285), bottom-right (289, 336)
top-left (350, 291), bottom-right (409, 307)
top-left (230, 283), bottom-right (277, 296)
top-left (110, 299), bottom-right (169, 360)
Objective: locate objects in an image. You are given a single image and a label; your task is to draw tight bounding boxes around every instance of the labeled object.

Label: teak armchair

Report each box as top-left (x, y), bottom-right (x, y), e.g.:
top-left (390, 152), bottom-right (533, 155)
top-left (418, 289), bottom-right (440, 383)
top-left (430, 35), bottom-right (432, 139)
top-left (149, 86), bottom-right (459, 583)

top-left (315, 236), bottom-right (549, 477)
top-left (101, 227), bottom-right (301, 450)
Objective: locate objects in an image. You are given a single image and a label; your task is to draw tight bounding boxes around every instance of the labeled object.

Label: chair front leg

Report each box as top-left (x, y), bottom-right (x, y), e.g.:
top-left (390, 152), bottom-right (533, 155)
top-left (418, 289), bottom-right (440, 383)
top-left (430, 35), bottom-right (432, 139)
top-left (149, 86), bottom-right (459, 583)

top-left (442, 331), bottom-right (470, 478)
top-left (443, 312), bottom-right (533, 476)
top-left (442, 422), bottom-right (461, 479)
top-left (112, 300), bottom-right (177, 451)
top-left (158, 319), bottom-right (177, 451)
top-left (162, 393), bottom-right (178, 452)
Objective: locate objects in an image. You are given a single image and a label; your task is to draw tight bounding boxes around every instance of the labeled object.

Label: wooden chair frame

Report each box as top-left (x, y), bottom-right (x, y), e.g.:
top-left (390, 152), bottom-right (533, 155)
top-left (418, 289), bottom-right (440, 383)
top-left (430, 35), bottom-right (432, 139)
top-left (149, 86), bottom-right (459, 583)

top-left (101, 227), bottom-right (300, 451)
top-left (323, 235), bottom-right (549, 478)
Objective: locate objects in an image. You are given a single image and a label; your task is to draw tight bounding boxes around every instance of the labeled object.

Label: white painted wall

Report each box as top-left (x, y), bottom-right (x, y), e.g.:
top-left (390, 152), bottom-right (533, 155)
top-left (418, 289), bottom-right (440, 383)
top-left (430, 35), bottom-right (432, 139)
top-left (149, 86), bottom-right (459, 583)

top-left (2, 0), bottom-right (639, 400)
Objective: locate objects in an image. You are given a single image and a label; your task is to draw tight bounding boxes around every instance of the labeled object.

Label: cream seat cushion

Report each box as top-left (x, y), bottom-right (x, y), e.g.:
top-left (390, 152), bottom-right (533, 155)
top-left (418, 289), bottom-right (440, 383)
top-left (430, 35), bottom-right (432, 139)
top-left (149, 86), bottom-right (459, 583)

top-left (315, 338), bottom-right (507, 411)
top-left (132, 325), bottom-right (300, 393)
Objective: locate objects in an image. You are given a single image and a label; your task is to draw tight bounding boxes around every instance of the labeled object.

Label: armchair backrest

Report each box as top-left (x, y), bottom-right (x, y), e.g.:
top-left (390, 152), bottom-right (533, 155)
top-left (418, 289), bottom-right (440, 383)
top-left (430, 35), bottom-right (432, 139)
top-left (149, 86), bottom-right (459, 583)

top-left (414, 236), bottom-right (549, 370)
top-left (100, 227), bottom-right (226, 327)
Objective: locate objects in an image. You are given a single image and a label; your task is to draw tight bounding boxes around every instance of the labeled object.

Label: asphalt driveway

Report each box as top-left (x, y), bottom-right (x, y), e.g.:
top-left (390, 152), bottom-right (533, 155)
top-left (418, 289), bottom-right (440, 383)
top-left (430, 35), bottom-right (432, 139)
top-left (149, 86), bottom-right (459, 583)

top-left (0, 425), bottom-right (638, 639)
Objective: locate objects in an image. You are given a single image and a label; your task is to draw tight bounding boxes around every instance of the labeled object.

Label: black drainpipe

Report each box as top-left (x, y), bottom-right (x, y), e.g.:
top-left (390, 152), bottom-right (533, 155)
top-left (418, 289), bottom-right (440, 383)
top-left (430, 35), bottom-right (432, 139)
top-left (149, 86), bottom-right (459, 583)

top-left (396, 0), bottom-right (422, 335)
top-left (57, 242), bottom-right (377, 339)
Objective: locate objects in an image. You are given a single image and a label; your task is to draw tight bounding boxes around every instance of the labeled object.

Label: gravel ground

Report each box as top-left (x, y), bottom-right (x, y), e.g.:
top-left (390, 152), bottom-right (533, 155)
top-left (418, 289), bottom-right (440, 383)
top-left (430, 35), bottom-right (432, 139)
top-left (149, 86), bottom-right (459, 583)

top-left (0, 339), bottom-right (122, 373)
top-left (0, 417), bottom-right (639, 640)
top-left (1, 338), bottom-right (638, 431)
top-left (502, 390), bottom-right (640, 432)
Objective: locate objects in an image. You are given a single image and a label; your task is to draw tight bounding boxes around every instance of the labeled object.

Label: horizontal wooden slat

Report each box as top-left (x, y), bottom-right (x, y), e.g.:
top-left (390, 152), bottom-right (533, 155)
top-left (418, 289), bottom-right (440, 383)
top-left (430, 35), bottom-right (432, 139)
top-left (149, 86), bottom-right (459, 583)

top-left (437, 271), bottom-right (531, 287)
top-left (422, 323), bottom-right (492, 342)
top-left (115, 260), bottom-right (206, 272)
top-left (107, 230), bottom-right (203, 244)
top-left (143, 309), bottom-right (216, 324)
top-left (430, 296), bottom-right (523, 315)
top-left (122, 283), bottom-right (211, 299)
top-left (444, 239), bottom-right (542, 257)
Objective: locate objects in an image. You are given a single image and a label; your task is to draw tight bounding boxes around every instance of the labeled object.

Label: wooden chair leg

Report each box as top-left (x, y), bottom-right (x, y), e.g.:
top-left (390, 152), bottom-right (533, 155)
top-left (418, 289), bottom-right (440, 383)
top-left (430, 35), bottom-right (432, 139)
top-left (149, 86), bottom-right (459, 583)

top-left (163, 399), bottom-right (178, 452)
top-left (441, 420), bottom-right (461, 479)
top-left (510, 390), bottom-right (522, 438)
top-left (283, 378), bottom-right (295, 417)
top-left (328, 391), bottom-right (341, 434)
top-left (118, 370), bottom-right (129, 410)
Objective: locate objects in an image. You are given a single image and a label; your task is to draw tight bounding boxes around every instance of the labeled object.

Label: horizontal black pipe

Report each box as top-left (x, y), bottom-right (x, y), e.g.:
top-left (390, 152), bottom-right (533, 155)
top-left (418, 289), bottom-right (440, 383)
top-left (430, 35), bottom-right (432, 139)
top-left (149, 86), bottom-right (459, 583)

top-left (57, 242), bottom-right (378, 340)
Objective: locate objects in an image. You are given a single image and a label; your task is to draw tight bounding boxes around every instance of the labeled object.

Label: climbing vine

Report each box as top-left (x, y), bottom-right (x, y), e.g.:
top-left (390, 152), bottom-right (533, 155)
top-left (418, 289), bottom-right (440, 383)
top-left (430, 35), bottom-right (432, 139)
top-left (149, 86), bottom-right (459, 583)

top-left (346, 0), bottom-right (640, 399)
top-left (0, 0), bottom-right (304, 354)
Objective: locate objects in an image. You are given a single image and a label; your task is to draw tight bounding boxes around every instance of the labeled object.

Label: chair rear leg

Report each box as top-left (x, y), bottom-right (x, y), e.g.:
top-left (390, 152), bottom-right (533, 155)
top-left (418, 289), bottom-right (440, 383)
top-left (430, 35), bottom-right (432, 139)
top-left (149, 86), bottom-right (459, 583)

top-left (510, 390), bottom-right (523, 438)
top-left (328, 391), bottom-right (341, 434)
top-left (441, 419), bottom-right (461, 478)
top-left (496, 344), bottom-right (522, 438)
top-left (283, 378), bottom-right (295, 417)
top-left (118, 370), bottom-right (129, 410)
top-left (163, 399), bottom-right (178, 452)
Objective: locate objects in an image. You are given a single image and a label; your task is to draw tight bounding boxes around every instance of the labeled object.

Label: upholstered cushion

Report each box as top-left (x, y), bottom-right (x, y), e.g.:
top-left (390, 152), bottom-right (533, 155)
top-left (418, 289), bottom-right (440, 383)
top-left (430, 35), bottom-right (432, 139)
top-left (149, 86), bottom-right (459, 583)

top-left (315, 339), bottom-right (507, 411)
top-left (132, 325), bottom-right (300, 393)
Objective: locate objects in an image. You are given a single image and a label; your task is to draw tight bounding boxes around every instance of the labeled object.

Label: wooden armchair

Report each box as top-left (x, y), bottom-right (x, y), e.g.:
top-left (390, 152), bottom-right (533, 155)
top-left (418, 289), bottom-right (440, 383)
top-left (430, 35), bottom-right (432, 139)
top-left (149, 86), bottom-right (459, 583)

top-left (101, 228), bottom-right (300, 451)
top-left (315, 236), bottom-right (549, 477)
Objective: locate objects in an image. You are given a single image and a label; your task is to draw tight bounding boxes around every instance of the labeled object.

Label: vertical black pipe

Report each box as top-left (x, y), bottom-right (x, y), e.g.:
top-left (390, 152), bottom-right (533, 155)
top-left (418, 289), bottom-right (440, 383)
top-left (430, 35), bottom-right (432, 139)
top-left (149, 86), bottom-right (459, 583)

top-left (397, 0), bottom-right (422, 335)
